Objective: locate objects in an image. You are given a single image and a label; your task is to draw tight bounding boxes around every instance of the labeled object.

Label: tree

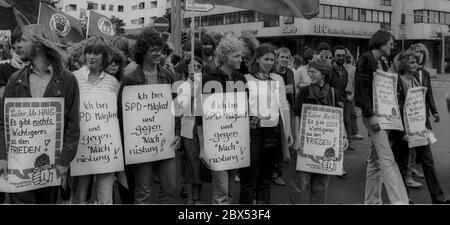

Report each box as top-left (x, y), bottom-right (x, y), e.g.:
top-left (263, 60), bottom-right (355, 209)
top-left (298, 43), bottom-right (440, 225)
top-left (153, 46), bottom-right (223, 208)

top-left (110, 16), bottom-right (125, 35)
top-left (5, 0), bottom-right (60, 23)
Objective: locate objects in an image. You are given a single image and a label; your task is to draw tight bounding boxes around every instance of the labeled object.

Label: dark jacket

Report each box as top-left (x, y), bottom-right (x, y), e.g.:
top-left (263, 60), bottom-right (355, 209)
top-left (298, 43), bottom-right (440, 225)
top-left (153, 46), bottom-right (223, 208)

top-left (278, 68), bottom-right (296, 105)
top-left (416, 68), bottom-right (437, 129)
top-left (196, 68), bottom-right (248, 126)
top-left (0, 63), bottom-right (18, 87)
top-left (0, 64), bottom-right (80, 167)
top-left (330, 65), bottom-right (349, 103)
top-left (294, 84), bottom-right (341, 117)
top-left (395, 74), bottom-right (421, 136)
top-left (355, 51), bottom-right (389, 118)
top-left (118, 64), bottom-right (181, 140)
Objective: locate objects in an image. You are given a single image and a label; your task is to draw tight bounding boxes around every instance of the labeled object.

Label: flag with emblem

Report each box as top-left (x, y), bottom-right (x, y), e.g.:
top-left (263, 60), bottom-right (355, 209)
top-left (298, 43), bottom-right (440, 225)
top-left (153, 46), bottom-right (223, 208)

top-left (86, 10), bottom-right (116, 40)
top-left (37, 3), bottom-right (84, 43)
top-left (196, 0), bottom-right (319, 19)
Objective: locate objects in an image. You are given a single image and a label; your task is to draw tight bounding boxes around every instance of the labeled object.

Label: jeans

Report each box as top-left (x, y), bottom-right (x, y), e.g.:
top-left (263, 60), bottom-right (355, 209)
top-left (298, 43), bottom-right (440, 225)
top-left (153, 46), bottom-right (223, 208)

top-left (72, 173), bottom-right (115, 204)
top-left (350, 99), bottom-right (359, 135)
top-left (133, 158), bottom-right (176, 204)
top-left (362, 117), bottom-right (409, 204)
top-left (344, 101), bottom-right (353, 144)
top-left (9, 186), bottom-right (59, 204)
top-left (390, 131), bottom-right (411, 197)
top-left (211, 169), bottom-right (236, 204)
top-left (239, 128), bottom-right (277, 204)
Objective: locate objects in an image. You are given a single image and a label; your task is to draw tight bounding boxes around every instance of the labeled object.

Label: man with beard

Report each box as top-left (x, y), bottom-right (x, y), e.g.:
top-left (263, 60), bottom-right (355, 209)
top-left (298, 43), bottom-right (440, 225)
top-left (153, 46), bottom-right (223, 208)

top-left (0, 24), bottom-right (80, 204)
top-left (201, 33), bottom-right (216, 73)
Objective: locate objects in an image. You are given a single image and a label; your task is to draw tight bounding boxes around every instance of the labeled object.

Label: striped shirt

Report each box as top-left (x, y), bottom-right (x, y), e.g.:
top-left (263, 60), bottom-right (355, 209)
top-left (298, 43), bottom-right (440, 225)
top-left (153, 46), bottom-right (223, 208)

top-left (73, 66), bottom-right (120, 95)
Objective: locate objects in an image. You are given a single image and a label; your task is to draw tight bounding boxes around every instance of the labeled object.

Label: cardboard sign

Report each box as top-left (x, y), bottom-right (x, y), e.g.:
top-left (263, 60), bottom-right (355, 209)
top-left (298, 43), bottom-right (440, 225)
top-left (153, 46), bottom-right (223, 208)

top-left (70, 92), bottom-right (124, 176)
top-left (0, 98), bottom-right (64, 192)
top-left (202, 92), bottom-right (250, 171)
top-left (373, 70), bottom-right (403, 131)
top-left (296, 104), bottom-right (344, 175)
top-left (404, 87), bottom-right (428, 148)
top-left (122, 84), bottom-right (175, 165)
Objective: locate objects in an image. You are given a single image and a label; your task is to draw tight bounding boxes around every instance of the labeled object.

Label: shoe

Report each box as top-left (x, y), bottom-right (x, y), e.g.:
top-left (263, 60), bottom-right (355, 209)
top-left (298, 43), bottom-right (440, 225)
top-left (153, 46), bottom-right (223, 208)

top-left (411, 168), bottom-right (424, 179)
top-left (406, 177), bottom-right (423, 188)
top-left (235, 174), bottom-right (240, 183)
top-left (272, 177), bottom-right (286, 186)
top-left (180, 186), bottom-right (188, 198)
top-left (350, 134), bottom-right (364, 140)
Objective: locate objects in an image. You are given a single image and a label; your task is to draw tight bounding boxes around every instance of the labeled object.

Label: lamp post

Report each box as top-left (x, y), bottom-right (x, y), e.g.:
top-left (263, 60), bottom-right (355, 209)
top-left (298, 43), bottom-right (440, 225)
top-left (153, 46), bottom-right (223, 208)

top-left (403, 12), bottom-right (446, 74)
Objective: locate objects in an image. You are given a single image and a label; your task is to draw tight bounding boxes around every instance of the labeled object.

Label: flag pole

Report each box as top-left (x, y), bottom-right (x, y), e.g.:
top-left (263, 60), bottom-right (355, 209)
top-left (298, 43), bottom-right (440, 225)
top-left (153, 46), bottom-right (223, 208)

top-left (86, 10), bottom-right (91, 39)
top-left (37, 2), bottom-right (42, 24)
top-left (191, 0), bottom-right (195, 67)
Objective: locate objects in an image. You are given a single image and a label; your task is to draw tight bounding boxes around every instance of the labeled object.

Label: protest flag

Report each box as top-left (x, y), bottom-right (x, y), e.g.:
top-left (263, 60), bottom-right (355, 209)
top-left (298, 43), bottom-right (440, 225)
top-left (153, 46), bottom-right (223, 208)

top-left (0, 0), bottom-right (30, 30)
top-left (196, 0), bottom-right (319, 19)
top-left (37, 3), bottom-right (84, 43)
top-left (86, 10), bottom-right (116, 40)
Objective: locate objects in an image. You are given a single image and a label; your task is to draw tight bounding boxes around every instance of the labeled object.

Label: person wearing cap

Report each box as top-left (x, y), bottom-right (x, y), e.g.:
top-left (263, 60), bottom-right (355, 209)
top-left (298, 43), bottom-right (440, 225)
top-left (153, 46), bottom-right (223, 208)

top-left (239, 44), bottom-right (293, 204)
top-left (290, 57), bottom-right (348, 204)
top-left (0, 24), bottom-right (80, 204)
top-left (355, 29), bottom-right (409, 204)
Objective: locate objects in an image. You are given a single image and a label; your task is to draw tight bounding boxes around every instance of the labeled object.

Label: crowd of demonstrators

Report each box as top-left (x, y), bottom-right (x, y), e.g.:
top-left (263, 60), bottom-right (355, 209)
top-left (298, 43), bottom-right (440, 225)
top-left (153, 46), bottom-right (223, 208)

top-left (0, 22), bottom-right (449, 205)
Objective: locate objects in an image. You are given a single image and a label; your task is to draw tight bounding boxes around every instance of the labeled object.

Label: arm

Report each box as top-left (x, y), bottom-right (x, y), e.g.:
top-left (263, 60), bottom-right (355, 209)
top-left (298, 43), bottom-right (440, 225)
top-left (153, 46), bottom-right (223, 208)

top-left (355, 54), bottom-right (375, 118)
top-left (277, 76), bottom-right (292, 143)
top-left (424, 71), bottom-right (438, 115)
top-left (57, 74), bottom-right (80, 167)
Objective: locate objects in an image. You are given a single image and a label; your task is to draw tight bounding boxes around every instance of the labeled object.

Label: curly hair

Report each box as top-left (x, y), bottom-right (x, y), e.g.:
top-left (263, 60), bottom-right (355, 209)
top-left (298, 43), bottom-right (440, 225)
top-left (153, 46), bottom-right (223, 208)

top-left (239, 31), bottom-right (259, 58)
top-left (308, 57), bottom-right (333, 83)
top-left (108, 46), bottom-right (126, 81)
top-left (112, 36), bottom-right (133, 59)
top-left (408, 43), bottom-right (429, 66)
top-left (397, 50), bottom-right (420, 74)
top-left (214, 36), bottom-right (244, 67)
top-left (134, 28), bottom-right (164, 65)
top-left (66, 39), bottom-right (87, 71)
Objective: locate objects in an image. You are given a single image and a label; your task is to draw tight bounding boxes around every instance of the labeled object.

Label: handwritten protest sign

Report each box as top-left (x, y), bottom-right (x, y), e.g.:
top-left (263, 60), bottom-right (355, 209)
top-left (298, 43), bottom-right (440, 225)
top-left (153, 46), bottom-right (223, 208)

top-left (70, 92), bottom-right (124, 176)
top-left (296, 104), bottom-right (344, 175)
top-left (373, 70), bottom-right (403, 131)
top-left (202, 92), bottom-right (250, 171)
top-left (122, 84), bottom-right (175, 165)
top-left (0, 98), bottom-right (63, 192)
top-left (404, 87), bottom-right (428, 148)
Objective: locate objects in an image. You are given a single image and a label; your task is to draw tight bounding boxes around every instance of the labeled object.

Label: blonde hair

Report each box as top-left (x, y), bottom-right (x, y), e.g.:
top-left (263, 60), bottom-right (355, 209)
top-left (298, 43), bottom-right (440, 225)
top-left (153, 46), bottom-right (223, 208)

top-left (214, 36), bottom-right (244, 66)
top-left (408, 43), bottom-right (429, 66)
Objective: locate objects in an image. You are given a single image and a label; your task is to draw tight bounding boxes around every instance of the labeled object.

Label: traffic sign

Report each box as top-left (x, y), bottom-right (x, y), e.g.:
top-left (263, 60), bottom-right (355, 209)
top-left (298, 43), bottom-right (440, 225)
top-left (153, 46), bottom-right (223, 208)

top-left (153, 17), bottom-right (169, 33)
top-left (185, 0), bottom-right (215, 12)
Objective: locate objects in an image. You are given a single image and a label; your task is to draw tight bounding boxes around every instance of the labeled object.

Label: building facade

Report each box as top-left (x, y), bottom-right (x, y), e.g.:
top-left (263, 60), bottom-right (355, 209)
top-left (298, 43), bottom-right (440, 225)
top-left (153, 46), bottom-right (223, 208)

top-left (57, 0), bottom-right (167, 34)
top-left (183, 0), bottom-right (450, 73)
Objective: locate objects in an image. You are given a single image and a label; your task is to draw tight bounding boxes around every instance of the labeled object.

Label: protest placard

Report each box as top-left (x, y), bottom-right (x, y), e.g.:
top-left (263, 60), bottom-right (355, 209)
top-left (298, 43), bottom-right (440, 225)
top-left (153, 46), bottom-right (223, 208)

top-left (202, 92), bottom-right (250, 171)
top-left (122, 84), bottom-right (175, 165)
top-left (70, 92), bottom-right (124, 176)
top-left (404, 87), bottom-right (428, 148)
top-left (296, 104), bottom-right (344, 175)
top-left (373, 70), bottom-right (403, 131)
top-left (0, 98), bottom-right (63, 192)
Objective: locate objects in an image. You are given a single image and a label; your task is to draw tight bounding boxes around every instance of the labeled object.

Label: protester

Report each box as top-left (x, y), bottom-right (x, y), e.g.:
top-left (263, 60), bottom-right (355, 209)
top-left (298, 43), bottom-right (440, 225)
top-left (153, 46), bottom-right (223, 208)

top-left (118, 28), bottom-right (181, 204)
top-left (238, 32), bottom-right (259, 74)
top-left (355, 29), bottom-right (409, 204)
top-left (240, 44), bottom-right (293, 204)
top-left (292, 55), bottom-right (302, 70)
top-left (201, 33), bottom-right (216, 73)
top-left (291, 57), bottom-right (348, 203)
top-left (0, 24), bottom-right (80, 204)
top-left (294, 48), bottom-right (315, 94)
top-left (197, 36), bottom-right (247, 204)
top-left (344, 48), bottom-right (364, 140)
top-left (105, 46), bottom-right (126, 82)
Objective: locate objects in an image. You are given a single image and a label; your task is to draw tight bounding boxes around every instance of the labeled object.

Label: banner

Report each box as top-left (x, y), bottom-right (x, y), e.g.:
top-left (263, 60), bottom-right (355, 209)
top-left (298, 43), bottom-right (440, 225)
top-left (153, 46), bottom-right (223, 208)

top-left (70, 92), bottom-right (124, 176)
top-left (122, 84), bottom-right (175, 165)
top-left (87, 10), bottom-right (116, 40)
top-left (296, 104), bottom-right (344, 175)
top-left (196, 0), bottom-right (319, 19)
top-left (201, 92), bottom-right (250, 171)
top-left (373, 70), bottom-right (403, 131)
top-left (404, 87), bottom-right (428, 148)
top-left (38, 3), bottom-right (84, 43)
top-left (0, 0), bottom-right (30, 30)
top-left (0, 98), bottom-right (64, 192)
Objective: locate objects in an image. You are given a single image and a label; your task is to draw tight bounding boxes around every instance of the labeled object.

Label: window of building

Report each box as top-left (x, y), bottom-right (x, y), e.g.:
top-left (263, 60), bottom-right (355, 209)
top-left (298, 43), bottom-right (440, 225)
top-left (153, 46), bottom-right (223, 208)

top-left (65, 4), bottom-right (77, 12)
top-left (324, 5), bottom-right (331, 18)
top-left (139, 2), bottom-right (145, 9)
top-left (138, 17), bottom-right (145, 24)
top-left (131, 19), bottom-right (137, 24)
top-left (380, 23), bottom-right (391, 30)
top-left (440, 12), bottom-right (445, 24)
top-left (150, 2), bottom-right (157, 8)
top-left (101, 4), bottom-right (106, 10)
top-left (360, 9), bottom-right (366, 22)
top-left (318, 4), bottom-right (324, 18)
top-left (423, 10), bottom-right (429, 23)
top-left (263, 14), bottom-right (279, 27)
top-left (87, 3), bottom-right (98, 10)
top-left (372, 11), bottom-right (378, 22)
top-left (366, 10), bottom-right (372, 22)
top-left (338, 7), bottom-right (345, 20)
top-left (381, 0), bottom-right (391, 6)
top-left (331, 6), bottom-right (339, 19)
top-left (118, 5), bottom-right (124, 12)
top-left (446, 13), bottom-right (450, 24)
top-left (384, 12), bottom-right (390, 23)
top-left (131, 5), bottom-right (138, 10)
top-left (195, 17), bottom-right (199, 27)
top-left (109, 4), bottom-right (114, 11)
top-left (353, 8), bottom-right (359, 21)
top-left (346, 8), bottom-right (352, 20)
top-left (284, 16), bottom-right (294, 24)
top-left (414, 10), bottom-right (423, 23)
